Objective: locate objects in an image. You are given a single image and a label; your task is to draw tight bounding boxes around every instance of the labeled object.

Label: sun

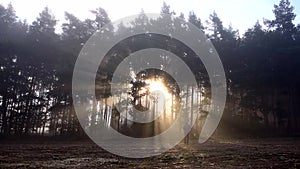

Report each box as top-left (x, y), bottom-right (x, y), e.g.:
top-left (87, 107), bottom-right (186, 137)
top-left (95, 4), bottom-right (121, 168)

top-left (148, 80), bottom-right (165, 92)
top-left (146, 78), bottom-right (172, 100)
top-left (146, 78), bottom-right (166, 93)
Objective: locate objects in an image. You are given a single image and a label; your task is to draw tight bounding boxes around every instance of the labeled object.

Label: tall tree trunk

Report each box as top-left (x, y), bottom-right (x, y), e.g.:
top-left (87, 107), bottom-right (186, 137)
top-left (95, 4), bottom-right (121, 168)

top-left (1, 96), bottom-right (8, 135)
top-left (186, 85), bottom-right (189, 117)
top-left (24, 99), bottom-right (33, 135)
top-left (287, 87), bottom-right (295, 133)
top-left (191, 86), bottom-right (194, 124)
top-left (60, 100), bottom-right (67, 135)
top-left (24, 77), bottom-right (36, 135)
top-left (104, 98), bottom-right (108, 120)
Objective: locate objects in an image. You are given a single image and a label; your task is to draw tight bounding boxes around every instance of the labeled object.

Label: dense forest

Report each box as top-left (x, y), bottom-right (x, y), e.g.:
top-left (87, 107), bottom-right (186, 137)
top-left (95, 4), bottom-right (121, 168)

top-left (0, 0), bottom-right (300, 139)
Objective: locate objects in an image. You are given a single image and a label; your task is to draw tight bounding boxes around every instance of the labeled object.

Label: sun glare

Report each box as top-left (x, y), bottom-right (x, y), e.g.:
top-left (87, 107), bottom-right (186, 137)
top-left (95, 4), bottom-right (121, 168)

top-left (146, 78), bottom-right (172, 101)
top-left (148, 80), bottom-right (165, 92)
top-left (128, 77), bottom-right (174, 115)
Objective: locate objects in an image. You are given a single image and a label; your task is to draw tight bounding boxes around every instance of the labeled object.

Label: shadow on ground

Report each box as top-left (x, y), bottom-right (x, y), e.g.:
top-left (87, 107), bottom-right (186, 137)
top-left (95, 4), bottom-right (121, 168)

top-left (0, 138), bottom-right (300, 168)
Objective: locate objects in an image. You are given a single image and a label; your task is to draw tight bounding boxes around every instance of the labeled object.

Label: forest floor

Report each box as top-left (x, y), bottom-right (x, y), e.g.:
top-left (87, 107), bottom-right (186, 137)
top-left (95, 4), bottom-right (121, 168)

top-left (0, 137), bottom-right (300, 168)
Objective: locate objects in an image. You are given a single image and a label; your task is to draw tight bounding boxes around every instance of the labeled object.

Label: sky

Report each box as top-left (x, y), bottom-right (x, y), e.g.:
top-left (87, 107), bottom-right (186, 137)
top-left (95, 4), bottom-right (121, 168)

top-left (1, 0), bottom-right (300, 35)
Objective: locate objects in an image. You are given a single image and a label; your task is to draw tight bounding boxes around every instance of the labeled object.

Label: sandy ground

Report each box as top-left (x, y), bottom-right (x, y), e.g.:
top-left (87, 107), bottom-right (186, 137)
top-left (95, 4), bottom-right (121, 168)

top-left (0, 138), bottom-right (300, 168)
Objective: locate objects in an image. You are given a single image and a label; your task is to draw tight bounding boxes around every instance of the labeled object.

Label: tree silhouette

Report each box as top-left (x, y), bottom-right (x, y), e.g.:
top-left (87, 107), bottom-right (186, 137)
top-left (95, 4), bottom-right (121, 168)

top-left (0, 1), bottom-right (300, 138)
